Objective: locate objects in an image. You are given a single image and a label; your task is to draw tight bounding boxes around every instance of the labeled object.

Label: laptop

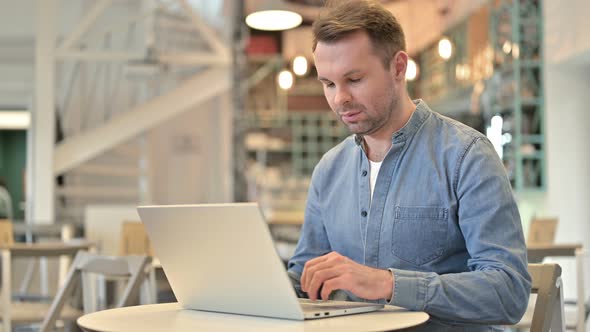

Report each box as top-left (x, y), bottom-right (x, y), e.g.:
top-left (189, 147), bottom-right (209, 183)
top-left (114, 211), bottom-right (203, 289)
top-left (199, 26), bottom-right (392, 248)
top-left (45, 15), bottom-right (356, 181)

top-left (137, 203), bottom-right (384, 320)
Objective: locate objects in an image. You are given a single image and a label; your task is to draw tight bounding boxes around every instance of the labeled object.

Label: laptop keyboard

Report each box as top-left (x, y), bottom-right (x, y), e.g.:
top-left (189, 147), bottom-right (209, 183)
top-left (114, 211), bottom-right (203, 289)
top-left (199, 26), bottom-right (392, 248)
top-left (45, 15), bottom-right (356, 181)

top-left (299, 299), bottom-right (373, 311)
top-left (301, 303), bottom-right (359, 311)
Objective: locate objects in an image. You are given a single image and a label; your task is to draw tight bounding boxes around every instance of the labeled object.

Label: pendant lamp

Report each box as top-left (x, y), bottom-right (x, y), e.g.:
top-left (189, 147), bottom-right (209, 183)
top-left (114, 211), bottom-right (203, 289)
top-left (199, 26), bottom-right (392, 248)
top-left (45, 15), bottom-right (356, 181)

top-left (246, 0), bottom-right (302, 31)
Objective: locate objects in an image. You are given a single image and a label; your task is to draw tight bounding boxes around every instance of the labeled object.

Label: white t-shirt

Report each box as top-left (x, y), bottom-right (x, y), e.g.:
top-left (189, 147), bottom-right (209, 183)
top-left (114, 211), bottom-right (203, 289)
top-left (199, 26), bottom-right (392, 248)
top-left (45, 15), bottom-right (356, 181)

top-left (369, 160), bottom-right (382, 200)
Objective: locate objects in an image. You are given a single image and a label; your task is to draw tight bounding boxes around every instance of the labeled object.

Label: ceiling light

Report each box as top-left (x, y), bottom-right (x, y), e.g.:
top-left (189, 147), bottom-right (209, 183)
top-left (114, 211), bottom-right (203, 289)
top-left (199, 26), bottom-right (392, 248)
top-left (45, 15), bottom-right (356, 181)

top-left (0, 111), bottom-right (30, 130)
top-left (278, 70), bottom-right (294, 90)
top-left (292, 56), bottom-right (308, 76)
top-left (246, 1), bottom-right (302, 31)
top-left (438, 37), bottom-right (453, 60)
top-left (406, 58), bottom-right (418, 81)
top-left (502, 41), bottom-right (512, 54)
top-left (512, 43), bottom-right (520, 59)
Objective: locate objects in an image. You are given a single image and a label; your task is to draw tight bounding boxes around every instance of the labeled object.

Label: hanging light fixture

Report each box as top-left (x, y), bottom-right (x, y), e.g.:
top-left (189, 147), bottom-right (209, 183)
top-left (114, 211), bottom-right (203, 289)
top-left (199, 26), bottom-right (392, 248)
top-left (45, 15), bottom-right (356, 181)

top-left (278, 70), bottom-right (294, 90)
top-left (246, 0), bottom-right (302, 31)
top-left (438, 37), bottom-right (453, 60)
top-left (292, 55), bottom-right (308, 76)
top-left (406, 58), bottom-right (419, 81)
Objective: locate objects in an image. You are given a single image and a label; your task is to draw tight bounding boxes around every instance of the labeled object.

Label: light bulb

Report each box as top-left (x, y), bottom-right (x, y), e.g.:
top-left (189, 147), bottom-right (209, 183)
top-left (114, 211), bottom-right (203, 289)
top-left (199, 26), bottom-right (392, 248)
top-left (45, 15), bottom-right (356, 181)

top-left (0, 111), bottom-right (30, 129)
top-left (246, 10), bottom-right (302, 31)
top-left (502, 41), bottom-right (512, 54)
top-left (406, 58), bottom-right (418, 81)
top-left (438, 37), bottom-right (453, 60)
top-left (278, 70), bottom-right (294, 90)
top-left (512, 43), bottom-right (520, 59)
top-left (292, 56), bottom-right (308, 76)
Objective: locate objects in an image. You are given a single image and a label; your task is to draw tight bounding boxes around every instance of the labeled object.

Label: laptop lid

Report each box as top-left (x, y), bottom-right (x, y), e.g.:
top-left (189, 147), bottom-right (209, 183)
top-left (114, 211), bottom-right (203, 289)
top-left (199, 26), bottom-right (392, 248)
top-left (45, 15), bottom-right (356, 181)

top-left (137, 203), bottom-right (306, 320)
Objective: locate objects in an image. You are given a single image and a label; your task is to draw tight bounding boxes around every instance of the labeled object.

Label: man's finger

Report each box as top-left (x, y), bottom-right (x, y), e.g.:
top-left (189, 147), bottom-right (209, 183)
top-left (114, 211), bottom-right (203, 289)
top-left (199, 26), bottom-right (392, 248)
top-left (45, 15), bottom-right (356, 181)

top-left (302, 254), bottom-right (344, 292)
top-left (301, 252), bottom-right (336, 291)
top-left (321, 275), bottom-right (348, 300)
top-left (306, 266), bottom-right (343, 301)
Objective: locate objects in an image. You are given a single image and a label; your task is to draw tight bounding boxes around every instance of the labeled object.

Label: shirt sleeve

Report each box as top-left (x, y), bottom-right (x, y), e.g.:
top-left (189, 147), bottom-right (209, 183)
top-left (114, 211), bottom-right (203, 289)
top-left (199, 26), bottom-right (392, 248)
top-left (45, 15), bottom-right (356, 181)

top-left (287, 162), bottom-right (332, 297)
top-left (390, 137), bottom-right (532, 324)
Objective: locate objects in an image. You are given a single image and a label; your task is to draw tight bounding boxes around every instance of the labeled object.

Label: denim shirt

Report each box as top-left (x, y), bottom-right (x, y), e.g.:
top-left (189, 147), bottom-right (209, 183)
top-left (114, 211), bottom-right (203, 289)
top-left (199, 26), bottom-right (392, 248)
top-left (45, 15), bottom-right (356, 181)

top-left (287, 100), bottom-right (531, 328)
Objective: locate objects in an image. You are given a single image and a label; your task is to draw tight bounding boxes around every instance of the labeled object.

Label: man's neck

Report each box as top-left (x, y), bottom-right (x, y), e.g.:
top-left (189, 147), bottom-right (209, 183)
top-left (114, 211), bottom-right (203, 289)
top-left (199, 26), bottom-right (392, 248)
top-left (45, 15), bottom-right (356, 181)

top-left (363, 96), bottom-right (416, 162)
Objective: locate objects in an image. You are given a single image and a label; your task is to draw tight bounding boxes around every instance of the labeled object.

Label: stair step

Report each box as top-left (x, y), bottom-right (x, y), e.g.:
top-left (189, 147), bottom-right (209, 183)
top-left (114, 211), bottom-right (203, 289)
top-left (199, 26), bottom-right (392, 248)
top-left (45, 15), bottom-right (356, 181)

top-left (109, 144), bottom-right (140, 159)
top-left (73, 165), bottom-right (140, 177)
top-left (56, 186), bottom-right (139, 199)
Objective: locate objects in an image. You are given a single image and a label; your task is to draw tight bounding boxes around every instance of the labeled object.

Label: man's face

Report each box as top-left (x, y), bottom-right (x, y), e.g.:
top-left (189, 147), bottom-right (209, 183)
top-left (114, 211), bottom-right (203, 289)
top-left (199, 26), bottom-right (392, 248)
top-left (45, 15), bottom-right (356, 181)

top-left (314, 31), bottom-right (401, 136)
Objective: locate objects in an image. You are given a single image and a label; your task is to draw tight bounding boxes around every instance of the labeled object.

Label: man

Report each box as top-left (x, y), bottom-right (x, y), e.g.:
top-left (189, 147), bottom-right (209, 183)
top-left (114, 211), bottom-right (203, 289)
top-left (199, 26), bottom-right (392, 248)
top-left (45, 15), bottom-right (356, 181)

top-left (0, 178), bottom-right (12, 219)
top-left (287, 0), bottom-right (531, 329)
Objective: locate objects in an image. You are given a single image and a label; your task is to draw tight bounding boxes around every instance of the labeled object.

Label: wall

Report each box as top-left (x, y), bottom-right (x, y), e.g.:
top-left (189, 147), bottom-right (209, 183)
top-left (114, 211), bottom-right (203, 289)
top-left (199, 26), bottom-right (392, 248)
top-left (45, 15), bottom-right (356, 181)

top-left (147, 92), bottom-right (233, 205)
top-left (544, 0), bottom-right (590, 66)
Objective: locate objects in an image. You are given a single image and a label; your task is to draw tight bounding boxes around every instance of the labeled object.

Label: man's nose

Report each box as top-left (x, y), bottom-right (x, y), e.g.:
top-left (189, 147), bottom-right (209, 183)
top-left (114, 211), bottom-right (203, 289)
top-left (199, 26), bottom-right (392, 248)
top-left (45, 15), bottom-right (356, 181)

top-left (334, 87), bottom-right (352, 106)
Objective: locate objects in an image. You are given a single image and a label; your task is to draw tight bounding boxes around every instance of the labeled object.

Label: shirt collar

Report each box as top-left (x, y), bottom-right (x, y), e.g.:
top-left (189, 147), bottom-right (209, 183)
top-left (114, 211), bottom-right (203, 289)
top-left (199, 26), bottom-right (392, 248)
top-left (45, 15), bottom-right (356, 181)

top-left (354, 99), bottom-right (431, 146)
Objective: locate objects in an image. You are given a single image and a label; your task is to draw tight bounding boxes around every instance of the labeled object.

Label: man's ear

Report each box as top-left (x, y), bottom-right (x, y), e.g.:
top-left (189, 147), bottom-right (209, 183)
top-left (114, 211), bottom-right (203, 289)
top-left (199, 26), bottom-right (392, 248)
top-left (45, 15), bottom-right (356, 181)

top-left (390, 51), bottom-right (408, 81)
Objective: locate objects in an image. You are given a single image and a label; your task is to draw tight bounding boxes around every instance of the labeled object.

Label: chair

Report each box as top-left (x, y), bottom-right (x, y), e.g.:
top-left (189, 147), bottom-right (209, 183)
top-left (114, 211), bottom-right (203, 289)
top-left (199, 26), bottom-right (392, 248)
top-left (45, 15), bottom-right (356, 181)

top-left (119, 221), bottom-right (158, 303)
top-left (40, 251), bottom-right (151, 332)
top-left (0, 187), bottom-right (13, 220)
top-left (9, 221), bottom-right (79, 300)
top-left (0, 221), bottom-right (94, 332)
top-left (119, 221), bottom-right (154, 256)
top-left (514, 263), bottom-right (565, 332)
top-left (563, 249), bottom-right (590, 332)
top-left (527, 217), bottom-right (559, 246)
top-left (0, 220), bottom-right (13, 246)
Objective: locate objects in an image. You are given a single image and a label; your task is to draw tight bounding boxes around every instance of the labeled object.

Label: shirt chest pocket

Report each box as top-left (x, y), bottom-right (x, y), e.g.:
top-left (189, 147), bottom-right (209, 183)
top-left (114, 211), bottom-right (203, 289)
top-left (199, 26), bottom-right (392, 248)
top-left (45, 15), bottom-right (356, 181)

top-left (391, 206), bottom-right (448, 266)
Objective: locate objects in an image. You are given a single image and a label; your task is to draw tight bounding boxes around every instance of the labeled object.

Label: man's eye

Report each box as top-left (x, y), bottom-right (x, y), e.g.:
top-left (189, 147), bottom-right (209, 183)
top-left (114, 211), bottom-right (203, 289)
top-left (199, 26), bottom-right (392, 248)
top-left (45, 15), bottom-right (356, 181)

top-left (349, 78), bottom-right (361, 83)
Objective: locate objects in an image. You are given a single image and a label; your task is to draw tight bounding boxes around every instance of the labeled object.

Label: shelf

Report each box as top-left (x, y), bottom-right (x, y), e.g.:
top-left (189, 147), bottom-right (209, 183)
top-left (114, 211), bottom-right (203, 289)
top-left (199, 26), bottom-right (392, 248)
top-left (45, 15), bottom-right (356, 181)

top-left (265, 210), bottom-right (304, 225)
top-left (521, 151), bottom-right (544, 160)
top-left (522, 135), bottom-right (544, 144)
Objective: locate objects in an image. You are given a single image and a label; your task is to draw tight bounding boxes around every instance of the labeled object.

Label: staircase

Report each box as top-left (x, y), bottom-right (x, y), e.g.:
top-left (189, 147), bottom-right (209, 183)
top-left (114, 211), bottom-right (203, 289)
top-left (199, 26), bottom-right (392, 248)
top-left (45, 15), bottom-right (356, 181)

top-left (56, 140), bottom-right (142, 222)
top-left (49, 0), bottom-right (232, 223)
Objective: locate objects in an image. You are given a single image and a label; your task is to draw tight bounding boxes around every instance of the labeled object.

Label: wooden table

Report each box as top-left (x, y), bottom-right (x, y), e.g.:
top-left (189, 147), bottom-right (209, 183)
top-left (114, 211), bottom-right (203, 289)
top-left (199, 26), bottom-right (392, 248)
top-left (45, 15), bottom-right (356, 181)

top-left (0, 242), bottom-right (94, 257)
top-left (78, 302), bottom-right (429, 332)
top-left (527, 243), bottom-right (583, 263)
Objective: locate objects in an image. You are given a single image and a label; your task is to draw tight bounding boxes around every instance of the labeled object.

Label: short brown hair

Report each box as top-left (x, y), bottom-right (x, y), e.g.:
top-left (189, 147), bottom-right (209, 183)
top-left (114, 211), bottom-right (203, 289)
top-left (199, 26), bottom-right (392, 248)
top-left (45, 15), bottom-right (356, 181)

top-left (312, 0), bottom-right (406, 68)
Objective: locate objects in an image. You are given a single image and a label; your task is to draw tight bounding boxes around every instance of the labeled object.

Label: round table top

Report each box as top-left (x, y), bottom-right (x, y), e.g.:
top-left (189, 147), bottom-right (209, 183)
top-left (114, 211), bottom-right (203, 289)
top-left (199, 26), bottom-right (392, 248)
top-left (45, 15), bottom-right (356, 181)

top-left (78, 302), bottom-right (429, 332)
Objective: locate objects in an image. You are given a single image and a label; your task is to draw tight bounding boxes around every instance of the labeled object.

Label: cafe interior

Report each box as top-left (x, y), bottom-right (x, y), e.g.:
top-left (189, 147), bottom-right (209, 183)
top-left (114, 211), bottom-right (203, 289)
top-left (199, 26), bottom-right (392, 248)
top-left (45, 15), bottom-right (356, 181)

top-left (0, 0), bottom-right (588, 330)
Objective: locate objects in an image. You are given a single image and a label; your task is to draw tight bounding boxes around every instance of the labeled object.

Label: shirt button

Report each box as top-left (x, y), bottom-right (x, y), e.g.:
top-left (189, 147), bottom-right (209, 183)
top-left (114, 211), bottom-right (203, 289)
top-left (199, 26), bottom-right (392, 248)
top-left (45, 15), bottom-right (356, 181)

top-left (362, 170), bottom-right (368, 176)
top-left (361, 211), bottom-right (368, 217)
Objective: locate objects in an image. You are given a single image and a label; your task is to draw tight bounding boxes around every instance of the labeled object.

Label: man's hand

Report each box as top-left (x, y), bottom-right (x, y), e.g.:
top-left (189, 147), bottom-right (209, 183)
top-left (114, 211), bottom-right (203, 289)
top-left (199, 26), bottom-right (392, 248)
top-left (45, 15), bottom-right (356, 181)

top-left (300, 251), bottom-right (394, 301)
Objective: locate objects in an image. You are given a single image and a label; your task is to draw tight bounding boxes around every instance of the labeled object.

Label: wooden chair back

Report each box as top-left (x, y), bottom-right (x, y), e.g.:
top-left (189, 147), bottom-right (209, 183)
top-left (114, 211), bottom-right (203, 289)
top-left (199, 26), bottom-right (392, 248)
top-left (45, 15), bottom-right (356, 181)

top-left (528, 218), bottom-right (558, 246)
top-left (119, 221), bottom-right (153, 256)
top-left (529, 263), bottom-right (565, 332)
top-left (0, 219), bottom-right (14, 245)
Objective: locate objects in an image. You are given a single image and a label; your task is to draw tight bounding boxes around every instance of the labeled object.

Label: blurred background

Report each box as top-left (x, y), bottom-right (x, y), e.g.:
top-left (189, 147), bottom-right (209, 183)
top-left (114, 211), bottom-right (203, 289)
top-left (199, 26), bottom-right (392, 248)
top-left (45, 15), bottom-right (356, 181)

top-left (0, 0), bottom-right (589, 328)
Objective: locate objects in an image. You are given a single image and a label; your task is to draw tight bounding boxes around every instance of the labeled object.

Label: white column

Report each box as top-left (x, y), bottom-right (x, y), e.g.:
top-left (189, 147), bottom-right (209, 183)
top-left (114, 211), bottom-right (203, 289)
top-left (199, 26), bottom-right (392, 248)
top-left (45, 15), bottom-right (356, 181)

top-left (27, 0), bottom-right (58, 224)
top-left (217, 91), bottom-right (234, 202)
